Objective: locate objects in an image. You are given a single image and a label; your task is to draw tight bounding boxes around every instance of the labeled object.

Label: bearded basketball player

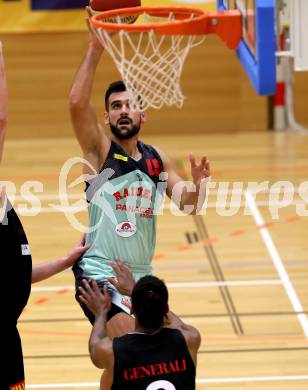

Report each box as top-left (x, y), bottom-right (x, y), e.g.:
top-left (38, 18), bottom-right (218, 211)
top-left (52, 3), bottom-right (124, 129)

top-left (69, 10), bottom-right (210, 338)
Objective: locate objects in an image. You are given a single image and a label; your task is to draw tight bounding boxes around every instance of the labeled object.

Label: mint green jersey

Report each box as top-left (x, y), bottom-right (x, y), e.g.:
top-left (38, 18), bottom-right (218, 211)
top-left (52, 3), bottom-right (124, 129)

top-left (78, 140), bottom-right (165, 284)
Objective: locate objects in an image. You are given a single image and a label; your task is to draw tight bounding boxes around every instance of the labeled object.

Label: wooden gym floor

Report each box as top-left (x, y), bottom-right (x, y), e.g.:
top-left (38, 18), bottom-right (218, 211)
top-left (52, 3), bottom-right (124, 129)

top-left (2, 131), bottom-right (308, 389)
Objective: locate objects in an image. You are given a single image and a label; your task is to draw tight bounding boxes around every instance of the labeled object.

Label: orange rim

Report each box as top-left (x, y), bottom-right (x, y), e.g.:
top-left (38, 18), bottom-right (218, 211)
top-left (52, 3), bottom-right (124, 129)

top-left (91, 6), bottom-right (208, 35)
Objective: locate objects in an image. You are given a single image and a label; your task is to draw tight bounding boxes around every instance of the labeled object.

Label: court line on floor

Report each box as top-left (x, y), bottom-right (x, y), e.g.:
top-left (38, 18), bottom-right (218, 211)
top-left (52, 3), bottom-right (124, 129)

top-left (153, 259), bottom-right (308, 269)
top-left (30, 279), bottom-right (282, 293)
top-left (195, 214), bottom-right (243, 334)
top-left (26, 375), bottom-right (308, 388)
top-left (24, 346), bottom-right (308, 359)
top-left (245, 191), bottom-right (308, 339)
top-left (19, 326), bottom-right (307, 341)
top-left (23, 346), bottom-right (308, 359)
top-left (20, 311), bottom-right (308, 323)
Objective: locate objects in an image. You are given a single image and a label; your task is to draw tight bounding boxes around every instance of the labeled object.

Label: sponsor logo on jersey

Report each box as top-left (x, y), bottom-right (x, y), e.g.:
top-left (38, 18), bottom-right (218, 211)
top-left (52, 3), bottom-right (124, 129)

top-left (10, 381), bottom-right (25, 390)
top-left (113, 153), bottom-right (128, 162)
top-left (115, 222), bottom-right (137, 237)
top-left (21, 244), bottom-right (31, 256)
top-left (113, 186), bottom-right (153, 201)
top-left (146, 158), bottom-right (161, 176)
top-left (116, 204), bottom-right (154, 219)
top-left (123, 358), bottom-right (187, 380)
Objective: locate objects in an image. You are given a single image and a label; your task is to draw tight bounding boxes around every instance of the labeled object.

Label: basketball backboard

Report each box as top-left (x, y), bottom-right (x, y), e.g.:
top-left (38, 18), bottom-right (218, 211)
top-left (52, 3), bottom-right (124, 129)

top-left (217, 0), bottom-right (276, 95)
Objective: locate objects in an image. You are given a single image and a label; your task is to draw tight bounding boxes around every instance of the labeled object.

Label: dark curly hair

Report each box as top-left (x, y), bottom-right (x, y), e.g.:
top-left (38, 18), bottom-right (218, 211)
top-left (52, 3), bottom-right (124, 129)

top-left (131, 275), bottom-right (169, 330)
top-left (104, 80), bottom-right (126, 111)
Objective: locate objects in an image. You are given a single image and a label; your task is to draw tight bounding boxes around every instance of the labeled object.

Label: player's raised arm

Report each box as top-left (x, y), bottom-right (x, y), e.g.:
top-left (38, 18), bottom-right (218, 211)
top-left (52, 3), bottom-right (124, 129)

top-left (154, 146), bottom-right (210, 215)
top-left (69, 11), bottom-right (110, 171)
top-left (32, 236), bottom-right (91, 283)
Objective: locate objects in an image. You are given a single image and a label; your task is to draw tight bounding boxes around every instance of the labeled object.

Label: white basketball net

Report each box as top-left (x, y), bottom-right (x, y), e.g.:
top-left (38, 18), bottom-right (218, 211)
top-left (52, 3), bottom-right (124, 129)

top-left (94, 12), bottom-right (205, 111)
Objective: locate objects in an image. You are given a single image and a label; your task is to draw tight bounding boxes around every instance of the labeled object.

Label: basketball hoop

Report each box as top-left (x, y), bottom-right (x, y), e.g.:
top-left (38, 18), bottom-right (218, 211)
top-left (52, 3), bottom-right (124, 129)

top-left (91, 6), bottom-right (241, 111)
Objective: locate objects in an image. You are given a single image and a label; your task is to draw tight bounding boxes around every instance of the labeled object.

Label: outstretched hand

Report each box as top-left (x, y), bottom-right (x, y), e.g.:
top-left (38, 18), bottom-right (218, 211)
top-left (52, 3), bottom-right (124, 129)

top-left (79, 279), bottom-right (112, 316)
top-left (85, 7), bottom-right (103, 51)
top-left (64, 234), bottom-right (91, 268)
top-left (86, 6), bottom-right (115, 51)
top-left (107, 257), bottom-right (135, 297)
top-left (189, 154), bottom-right (210, 186)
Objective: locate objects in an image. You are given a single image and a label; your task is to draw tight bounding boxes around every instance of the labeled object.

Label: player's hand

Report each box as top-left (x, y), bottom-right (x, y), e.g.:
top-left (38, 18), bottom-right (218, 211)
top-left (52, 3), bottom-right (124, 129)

top-left (85, 6), bottom-right (104, 51)
top-left (107, 257), bottom-right (135, 297)
top-left (189, 154), bottom-right (210, 186)
top-left (79, 279), bottom-right (112, 315)
top-left (64, 234), bottom-right (91, 268)
top-left (86, 6), bottom-right (115, 51)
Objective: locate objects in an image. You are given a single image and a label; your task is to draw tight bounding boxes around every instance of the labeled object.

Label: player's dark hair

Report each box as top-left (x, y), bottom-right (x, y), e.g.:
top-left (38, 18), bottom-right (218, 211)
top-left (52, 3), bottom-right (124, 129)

top-left (104, 80), bottom-right (143, 111)
top-left (105, 80), bottom-right (127, 111)
top-left (131, 275), bottom-right (169, 330)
